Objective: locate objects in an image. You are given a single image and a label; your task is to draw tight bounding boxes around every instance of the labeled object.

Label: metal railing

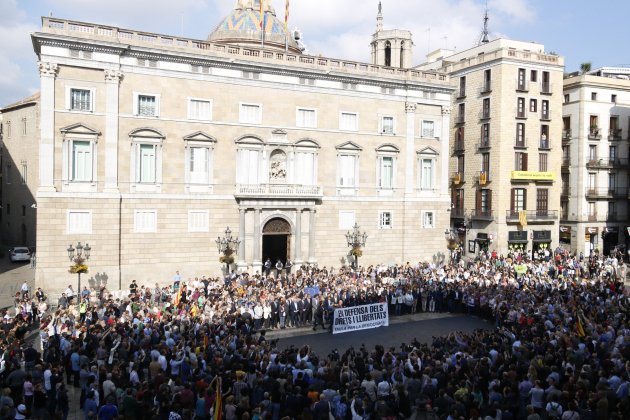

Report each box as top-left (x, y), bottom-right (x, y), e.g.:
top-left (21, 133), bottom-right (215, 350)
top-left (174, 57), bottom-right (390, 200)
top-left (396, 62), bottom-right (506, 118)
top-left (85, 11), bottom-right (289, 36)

top-left (609, 128), bottom-right (622, 140)
top-left (585, 158), bottom-right (629, 169)
top-left (588, 128), bottom-right (602, 140)
top-left (506, 209), bottom-right (558, 222)
top-left (471, 209), bottom-right (493, 220)
top-left (584, 187), bottom-right (628, 198)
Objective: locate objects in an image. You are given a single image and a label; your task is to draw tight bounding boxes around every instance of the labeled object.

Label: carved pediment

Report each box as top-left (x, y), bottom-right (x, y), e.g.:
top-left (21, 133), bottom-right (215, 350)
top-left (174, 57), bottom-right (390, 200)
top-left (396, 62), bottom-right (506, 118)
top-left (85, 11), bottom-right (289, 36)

top-left (376, 143), bottom-right (400, 153)
top-left (60, 123), bottom-right (101, 136)
top-left (295, 138), bottom-right (320, 149)
top-left (336, 141), bottom-right (363, 151)
top-left (417, 146), bottom-right (439, 156)
top-left (129, 127), bottom-right (165, 139)
top-left (235, 134), bottom-right (264, 145)
top-left (183, 131), bottom-right (217, 143)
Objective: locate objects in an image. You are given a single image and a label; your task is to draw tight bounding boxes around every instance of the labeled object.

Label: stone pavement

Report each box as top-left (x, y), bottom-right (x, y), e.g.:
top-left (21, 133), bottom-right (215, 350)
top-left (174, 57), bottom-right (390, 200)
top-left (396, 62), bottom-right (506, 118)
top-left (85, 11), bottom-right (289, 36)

top-left (0, 256), bottom-right (34, 309)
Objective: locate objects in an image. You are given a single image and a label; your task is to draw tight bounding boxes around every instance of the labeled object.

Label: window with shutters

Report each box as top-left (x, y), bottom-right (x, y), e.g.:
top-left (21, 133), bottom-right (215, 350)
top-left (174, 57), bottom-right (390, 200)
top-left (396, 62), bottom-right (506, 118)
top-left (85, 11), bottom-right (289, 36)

top-left (481, 98), bottom-right (490, 119)
top-left (130, 128), bottom-right (165, 192)
top-left (236, 143), bottom-right (262, 185)
top-left (339, 112), bottom-right (359, 131)
top-left (515, 152), bottom-right (528, 171)
top-left (67, 210), bottom-right (92, 234)
top-left (511, 188), bottom-right (526, 213)
top-left (517, 97), bottom-right (526, 118)
top-left (536, 189), bottom-right (548, 216)
top-left (421, 120), bottom-right (435, 138)
top-left (66, 87), bottom-right (95, 112)
top-left (481, 123), bottom-right (490, 146)
top-left (517, 68), bottom-right (527, 90)
top-left (422, 211), bottom-right (435, 228)
top-left (294, 140), bottom-right (319, 185)
top-left (133, 93), bottom-right (160, 117)
top-left (376, 144), bottom-right (398, 191)
top-left (134, 210), bottom-right (157, 233)
top-left (476, 189), bottom-right (492, 217)
top-left (379, 211), bottom-right (393, 229)
top-left (539, 153), bottom-right (548, 172)
top-left (516, 123), bottom-right (526, 147)
top-left (380, 115), bottom-right (395, 134)
top-left (61, 123), bottom-right (100, 190)
top-left (188, 98), bottom-right (212, 121)
top-left (541, 100), bottom-right (550, 120)
top-left (530, 99), bottom-right (537, 113)
top-left (184, 134), bottom-right (216, 193)
top-left (481, 153), bottom-right (490, 175)
top-left (188, 210), bottom-right (209, 232)
top-left (452, 189), bottom-right (464, 214)
top-left (420, 158), bottom-right (435, 190)
top-left (336, 142), bottom-right (362, 195)
top-left (239, 103), bottom-right (262, 124)
top-left (296, 107), bottom-right (317, 128)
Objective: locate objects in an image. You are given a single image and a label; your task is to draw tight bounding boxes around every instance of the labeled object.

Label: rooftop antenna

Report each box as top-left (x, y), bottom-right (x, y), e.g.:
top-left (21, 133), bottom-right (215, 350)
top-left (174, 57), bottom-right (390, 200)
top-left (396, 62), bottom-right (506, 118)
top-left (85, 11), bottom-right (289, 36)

top-left (479, 1), bottom-right (490, 44)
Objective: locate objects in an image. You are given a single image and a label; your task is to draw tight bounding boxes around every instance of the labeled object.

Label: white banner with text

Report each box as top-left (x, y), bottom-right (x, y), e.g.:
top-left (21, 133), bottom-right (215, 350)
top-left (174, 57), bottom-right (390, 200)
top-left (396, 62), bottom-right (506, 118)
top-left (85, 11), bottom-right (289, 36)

top-left (332, 302), bottom-right (389, 334)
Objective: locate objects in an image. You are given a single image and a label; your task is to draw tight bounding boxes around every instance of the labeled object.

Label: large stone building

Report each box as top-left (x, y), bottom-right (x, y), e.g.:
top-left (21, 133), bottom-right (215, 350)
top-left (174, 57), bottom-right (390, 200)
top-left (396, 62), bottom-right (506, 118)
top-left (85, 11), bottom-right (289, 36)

top-left (31, 1), bottom-right (454, 290)
top-left (561, 67), bottom-right (630, 255)
top-left (0, 93), bottom-right (40, 250)
top-left (417, 39), bottom-right (565, 255)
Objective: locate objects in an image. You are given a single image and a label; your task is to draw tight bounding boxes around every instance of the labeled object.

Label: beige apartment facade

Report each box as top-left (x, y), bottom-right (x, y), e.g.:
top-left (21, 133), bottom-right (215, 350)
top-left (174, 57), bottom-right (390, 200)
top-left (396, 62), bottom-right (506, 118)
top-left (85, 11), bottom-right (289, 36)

top-left (561, 69), bottom-right (630, 256)
top-left (418, 39), bottom-right (565, 255)
top-left (0, 94), bottom-right (40, 249)
top-left (31, 5), bottom-right (454, 290)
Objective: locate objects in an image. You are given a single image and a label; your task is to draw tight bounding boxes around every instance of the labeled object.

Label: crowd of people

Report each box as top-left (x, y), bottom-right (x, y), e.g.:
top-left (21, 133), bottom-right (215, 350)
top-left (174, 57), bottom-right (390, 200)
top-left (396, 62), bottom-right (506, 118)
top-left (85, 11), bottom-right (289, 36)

top-left (0, 248), bottom-right (628, 420)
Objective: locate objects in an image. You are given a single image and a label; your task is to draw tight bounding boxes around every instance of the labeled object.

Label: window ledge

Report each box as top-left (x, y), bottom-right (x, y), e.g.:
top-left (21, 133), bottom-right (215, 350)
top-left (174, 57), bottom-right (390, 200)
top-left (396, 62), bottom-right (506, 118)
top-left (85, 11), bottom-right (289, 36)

top-left (336, 187), bottom-right (358, 197)
top-left (186, 184), bottom-right (214, 194)
top-left (62, 182), bottom-right (97, 193)
top-left (131, 183), bottom-right (162, 193)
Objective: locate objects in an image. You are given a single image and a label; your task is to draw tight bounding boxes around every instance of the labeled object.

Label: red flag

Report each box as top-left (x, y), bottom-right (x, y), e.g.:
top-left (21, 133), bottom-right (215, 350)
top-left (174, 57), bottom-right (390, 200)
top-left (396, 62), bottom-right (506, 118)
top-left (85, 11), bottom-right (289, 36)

top-left (285, 0), bottom-right (290, 31)
top-left (259, 0), bottom-right (264, 29)
top-left (212, 377), bottom-right (222, 420)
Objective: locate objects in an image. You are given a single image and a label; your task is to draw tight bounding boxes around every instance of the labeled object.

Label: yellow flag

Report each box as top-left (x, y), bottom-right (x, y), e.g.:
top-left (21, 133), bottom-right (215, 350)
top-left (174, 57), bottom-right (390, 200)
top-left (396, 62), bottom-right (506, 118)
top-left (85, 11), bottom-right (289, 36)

top-left (519, 210), bottom-right (527, 226)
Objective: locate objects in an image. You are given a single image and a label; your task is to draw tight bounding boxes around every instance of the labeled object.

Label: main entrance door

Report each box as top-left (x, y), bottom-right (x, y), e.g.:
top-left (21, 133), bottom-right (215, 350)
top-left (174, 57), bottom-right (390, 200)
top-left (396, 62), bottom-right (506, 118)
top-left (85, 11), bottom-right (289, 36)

top-left (262, 218), bottom-right (291, 265)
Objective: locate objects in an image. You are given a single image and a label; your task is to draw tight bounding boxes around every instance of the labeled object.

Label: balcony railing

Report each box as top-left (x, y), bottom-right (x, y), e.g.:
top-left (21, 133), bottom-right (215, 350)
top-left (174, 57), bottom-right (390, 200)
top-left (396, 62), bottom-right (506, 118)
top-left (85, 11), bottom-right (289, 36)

top-left (562, 129), bottom-right (572, 142)
top-left (479, 110), bottom-right (491, 120)
top-left (235, 183), bottom-right (323, 198)
top-left (609, 128), bottom-right (622, 141)
top-left (454, 115), bottom-right (465, 124)
top-left (506, 209), bottom-right (558, 222)
top-left (541, 112), bottom-right (550, 120)
top-left (514, 138), bottom-right (527, 148)
top-left (457, 88), bottom-right (466, 98)
top-left (541, 82), bottom-right (552, 94)
top-left (454, 140), bottom-right (465, 152)
top-left (451, 207), bottom-right (465, 218)
top-left (588, 213), bottom-right (598, 222)
top-left (480, 82), bottom-right (492, 94)
top-left (516, 82), bottom-right (529, 92)
top-left (588, 128), bottom-right (601, 140)
top-left (539, 139), bottom-right (551, 150)
top-left (471, 209), bottom-right (494, 220)
top-left (477, 140), bottom-right (491, 150)
top-left (585, 157), bottom-right (629, 169)
top-left (584, 187), bottom-right (628, 199)
top-left (516, 110), bottom-right (528, 119)
top-left (452, 172), bottom-right (463, 185)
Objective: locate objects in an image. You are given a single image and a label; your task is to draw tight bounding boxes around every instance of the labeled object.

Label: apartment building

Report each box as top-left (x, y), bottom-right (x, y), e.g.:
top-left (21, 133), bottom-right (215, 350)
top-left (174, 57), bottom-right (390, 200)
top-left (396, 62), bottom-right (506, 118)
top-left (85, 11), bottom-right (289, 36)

top-left (561, 67), bottom-right (630, 255)
top-left (418, 39), bottom-right (565, 255)
top-left (0, 93), bottom-right (39, 249)
top-left (30, 1), bottom-right (454, 290)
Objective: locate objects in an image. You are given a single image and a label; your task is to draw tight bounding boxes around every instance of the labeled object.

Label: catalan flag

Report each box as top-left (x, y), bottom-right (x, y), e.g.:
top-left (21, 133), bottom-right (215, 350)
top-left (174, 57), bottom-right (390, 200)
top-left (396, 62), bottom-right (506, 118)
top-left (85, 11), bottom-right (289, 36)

top-left (212, 377), bottom-right (223, 420)
top-left (518, 210), bottom-right (527, 226)
top-left (285, 0), bottom-right (290, 31)
top-left (259, 0), bottom-right (265, 29)
top-left (576, 312), bottom-right (586, 337)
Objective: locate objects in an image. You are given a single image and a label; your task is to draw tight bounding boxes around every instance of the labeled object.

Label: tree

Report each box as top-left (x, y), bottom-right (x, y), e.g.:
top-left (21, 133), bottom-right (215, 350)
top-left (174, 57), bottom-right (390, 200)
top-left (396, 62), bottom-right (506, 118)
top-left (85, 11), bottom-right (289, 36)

top-left (580, 62), bottom-right (592, 74)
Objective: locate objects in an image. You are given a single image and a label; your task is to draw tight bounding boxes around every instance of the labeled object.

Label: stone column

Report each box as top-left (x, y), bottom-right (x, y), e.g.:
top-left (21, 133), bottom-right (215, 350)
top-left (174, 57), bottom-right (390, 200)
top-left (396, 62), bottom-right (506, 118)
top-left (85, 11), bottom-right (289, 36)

top-left (404, 102), bottom-right (417, 194)
top-left (294, 209), bottom-right (302, 264)
top-left (237, 208), bottom-right (247, 271)
top-left (38, 62), bottom-right (58, 192)
top-left (440, 106), bottom-right (452, 196)
top-left (253, 208), bottom-right (262, 269)
top-left (103, 70), bottom-right (123, 193)
top-left (308, 209), bottom-right (316, 263)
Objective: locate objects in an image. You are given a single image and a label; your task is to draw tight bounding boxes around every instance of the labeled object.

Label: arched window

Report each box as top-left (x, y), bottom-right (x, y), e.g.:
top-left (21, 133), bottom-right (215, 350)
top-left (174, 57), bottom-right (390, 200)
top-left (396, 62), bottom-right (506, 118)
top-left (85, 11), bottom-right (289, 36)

top-left (384, 41), bottom-right (391, 67)
top-left (400, 41), bottom-right (405, 68)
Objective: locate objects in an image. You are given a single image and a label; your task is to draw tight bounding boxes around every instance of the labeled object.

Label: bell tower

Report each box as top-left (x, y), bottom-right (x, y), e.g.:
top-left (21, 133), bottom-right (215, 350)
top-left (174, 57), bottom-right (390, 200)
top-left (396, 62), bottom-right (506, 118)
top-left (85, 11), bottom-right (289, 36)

top-left (370, 2), bottom-right (413, 68)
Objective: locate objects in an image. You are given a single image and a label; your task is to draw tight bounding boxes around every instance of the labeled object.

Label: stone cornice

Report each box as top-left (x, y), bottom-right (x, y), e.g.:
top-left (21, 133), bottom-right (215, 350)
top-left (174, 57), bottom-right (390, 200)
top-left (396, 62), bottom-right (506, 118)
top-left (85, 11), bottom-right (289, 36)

top-left (34, 32), bottom-right (454, 94)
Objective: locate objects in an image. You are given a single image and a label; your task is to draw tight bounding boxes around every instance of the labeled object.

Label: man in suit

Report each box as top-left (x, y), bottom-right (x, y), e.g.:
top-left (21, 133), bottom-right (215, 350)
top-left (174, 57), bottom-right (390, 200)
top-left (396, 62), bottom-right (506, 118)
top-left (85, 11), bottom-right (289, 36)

top-left (264, 258), bottom-right (272, 277)
top-left (270, 298), bottom-right (280, 329)
top-left (301, 296), bottom-right (311, 326)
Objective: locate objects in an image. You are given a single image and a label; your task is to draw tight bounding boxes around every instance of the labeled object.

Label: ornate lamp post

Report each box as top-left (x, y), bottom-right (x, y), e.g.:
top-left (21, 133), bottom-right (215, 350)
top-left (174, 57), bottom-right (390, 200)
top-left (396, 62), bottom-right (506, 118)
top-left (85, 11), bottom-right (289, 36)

top-left (216, 227), bottom-right (240, 276)
top-left (67, 242), bottom-right (91, 307)
top-left (345, 223), bottom-right (368, 269)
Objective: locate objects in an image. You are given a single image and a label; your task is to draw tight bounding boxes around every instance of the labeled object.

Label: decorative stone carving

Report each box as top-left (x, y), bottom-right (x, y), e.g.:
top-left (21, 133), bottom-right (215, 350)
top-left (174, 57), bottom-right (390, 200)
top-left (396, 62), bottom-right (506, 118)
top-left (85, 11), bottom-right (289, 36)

top-left (405, 102), bottom-right (416, 113)
top-left (38, 62), bottom-right (58, 77)
top-left (104, 69), bottom-right (124, 83)
top-left (441, 106), bottom-right (452, 115)
top-left (263, 218), bottom-right (291, 234)
top-left (269, 149), bottom-right (287, 182)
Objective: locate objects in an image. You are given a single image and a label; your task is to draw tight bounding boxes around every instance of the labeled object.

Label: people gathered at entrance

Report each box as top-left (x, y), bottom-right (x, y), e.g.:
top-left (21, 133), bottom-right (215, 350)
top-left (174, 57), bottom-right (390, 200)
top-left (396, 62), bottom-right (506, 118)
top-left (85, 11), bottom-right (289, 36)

top-left (0, 248), bottom-right (628, 419)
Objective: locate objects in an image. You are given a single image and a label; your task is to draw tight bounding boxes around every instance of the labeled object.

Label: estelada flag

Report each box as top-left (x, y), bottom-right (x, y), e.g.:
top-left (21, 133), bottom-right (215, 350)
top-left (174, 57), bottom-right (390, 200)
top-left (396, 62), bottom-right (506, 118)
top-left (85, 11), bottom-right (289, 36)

top-left (576, 312), bottom-right (586, 337)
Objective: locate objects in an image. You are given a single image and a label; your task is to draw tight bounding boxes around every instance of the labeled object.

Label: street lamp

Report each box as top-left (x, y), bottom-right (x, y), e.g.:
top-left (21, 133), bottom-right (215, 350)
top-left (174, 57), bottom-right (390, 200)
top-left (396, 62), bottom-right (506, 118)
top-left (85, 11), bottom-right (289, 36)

top-left (216, 227), bottom-right (240, 277)
top-left (67, 241), bottom-right (91, 307)
top-left (345, 223), bottom-right (368, 269)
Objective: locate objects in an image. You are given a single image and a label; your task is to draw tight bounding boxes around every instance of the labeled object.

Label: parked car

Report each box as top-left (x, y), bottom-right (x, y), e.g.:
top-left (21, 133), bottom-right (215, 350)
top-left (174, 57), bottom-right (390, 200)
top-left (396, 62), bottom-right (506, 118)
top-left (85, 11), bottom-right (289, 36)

top-left (9, 247), bottom-right (31, 263)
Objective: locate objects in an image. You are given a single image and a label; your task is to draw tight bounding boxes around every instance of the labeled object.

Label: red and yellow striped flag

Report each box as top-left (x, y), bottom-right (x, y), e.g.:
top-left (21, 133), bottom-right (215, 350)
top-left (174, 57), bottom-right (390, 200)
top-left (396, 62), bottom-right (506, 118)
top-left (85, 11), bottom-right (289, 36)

top-left (285, 0), bottom-right (290, 31)
top-left (213, 377), bottom-right (223, 420)
top-left (259, 0), bottom-right (265, 29)
top-left (576, 313), bottom-right (585, 337)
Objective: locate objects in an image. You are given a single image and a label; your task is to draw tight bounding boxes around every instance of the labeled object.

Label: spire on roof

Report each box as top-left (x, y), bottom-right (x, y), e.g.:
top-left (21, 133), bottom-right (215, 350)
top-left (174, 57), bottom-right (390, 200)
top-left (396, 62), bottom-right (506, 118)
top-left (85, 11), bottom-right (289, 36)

top-left (376, 1), bottom-right (383, 32)
top-left (479, 1), bottom-right (490, 44)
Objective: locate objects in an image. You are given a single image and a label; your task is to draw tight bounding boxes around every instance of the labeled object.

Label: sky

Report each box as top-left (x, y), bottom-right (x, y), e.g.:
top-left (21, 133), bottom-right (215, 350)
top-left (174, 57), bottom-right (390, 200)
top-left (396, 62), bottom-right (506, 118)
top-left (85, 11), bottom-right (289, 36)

top-left (2, 0), bottom-right (630, 107)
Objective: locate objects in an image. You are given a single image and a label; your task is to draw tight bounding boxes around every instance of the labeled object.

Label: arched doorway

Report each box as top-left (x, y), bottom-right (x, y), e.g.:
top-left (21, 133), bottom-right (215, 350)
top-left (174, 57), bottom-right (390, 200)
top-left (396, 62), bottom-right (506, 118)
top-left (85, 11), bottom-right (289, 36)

top-left (262, 217), bottom-right (291, 267)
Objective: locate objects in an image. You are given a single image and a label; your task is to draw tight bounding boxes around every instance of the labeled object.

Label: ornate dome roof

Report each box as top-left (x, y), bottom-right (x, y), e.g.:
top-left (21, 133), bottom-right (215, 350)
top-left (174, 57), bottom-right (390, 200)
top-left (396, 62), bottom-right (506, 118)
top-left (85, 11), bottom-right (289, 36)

top-left (209, 0), bottom-right (302, 53)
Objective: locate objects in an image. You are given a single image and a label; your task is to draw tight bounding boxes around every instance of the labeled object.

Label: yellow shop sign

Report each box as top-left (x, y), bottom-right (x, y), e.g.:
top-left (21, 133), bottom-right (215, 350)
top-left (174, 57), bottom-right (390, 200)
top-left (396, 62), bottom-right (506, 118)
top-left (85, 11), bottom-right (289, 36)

top-left (511, 171), bottom-right (555, 181)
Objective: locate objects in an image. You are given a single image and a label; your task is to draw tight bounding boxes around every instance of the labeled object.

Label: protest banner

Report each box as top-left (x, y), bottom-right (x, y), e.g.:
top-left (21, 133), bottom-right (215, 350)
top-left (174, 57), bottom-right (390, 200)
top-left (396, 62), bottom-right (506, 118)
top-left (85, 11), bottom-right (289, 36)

top-left (332, 302), bottom-right (389, 335)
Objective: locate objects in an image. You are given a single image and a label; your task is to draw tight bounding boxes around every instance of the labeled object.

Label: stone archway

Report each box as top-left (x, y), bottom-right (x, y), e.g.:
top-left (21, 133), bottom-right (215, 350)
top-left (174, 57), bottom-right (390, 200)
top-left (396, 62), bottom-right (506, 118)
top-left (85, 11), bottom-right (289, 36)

top-left (262, 217), bottom-right (291, 269)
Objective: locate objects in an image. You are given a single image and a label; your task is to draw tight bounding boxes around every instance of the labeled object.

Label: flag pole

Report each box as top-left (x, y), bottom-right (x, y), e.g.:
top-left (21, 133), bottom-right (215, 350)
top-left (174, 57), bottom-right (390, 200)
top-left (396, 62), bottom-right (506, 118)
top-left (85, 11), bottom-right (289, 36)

top-left (260, 0), bottom-right (265, 49)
